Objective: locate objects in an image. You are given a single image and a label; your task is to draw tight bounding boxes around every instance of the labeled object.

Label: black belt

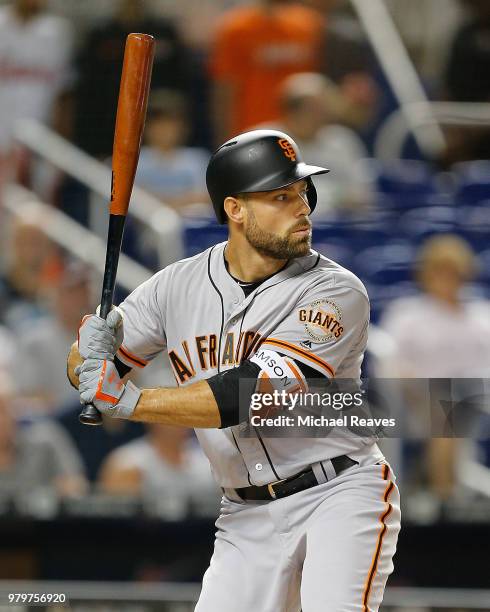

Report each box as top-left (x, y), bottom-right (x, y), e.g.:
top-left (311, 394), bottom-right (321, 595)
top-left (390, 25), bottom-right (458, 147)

top-left (235, 455), bottom-right (358, 502)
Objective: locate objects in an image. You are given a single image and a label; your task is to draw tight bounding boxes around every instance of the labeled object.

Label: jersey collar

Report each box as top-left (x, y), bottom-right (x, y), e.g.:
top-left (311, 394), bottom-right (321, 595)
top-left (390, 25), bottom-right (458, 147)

top-left (211, 241), bottom-right (320, 309)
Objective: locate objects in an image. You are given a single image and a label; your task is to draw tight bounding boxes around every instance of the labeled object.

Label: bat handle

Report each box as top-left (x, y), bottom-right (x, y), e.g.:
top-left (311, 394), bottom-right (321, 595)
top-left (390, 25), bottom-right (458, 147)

top-left (79, 403), bottom-right (103, 426)
top-left (78, 214), bottom-right (126, 427)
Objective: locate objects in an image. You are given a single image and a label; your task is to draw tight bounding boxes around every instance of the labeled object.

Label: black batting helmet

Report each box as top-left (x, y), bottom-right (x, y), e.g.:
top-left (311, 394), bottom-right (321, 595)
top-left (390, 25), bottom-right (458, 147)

top-left (206, 129), bottom-right (329, 224)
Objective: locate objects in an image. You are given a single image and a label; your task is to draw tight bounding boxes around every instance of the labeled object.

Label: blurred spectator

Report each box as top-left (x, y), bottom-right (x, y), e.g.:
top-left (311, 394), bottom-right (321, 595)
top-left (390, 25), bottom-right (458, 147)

top-left (73, 0), bottom-right (192, 159)
top-left (381, 235), bottom-right (490, 377)
top-left (306, 0), bottom-right (379, 131)
top-left (0, 326), bottom-right (15, 383)
top-left (379, 235), bottom-right (490, 499)
top-left (14, 262), bottom-right (92, 413)
top-left (133, 0), bottom-right (244, 49)
top-left (98, 424), bottom-right (218, 515)
top-left (135, 90), bottom-right (210, 212)
top-left (306, 0), bottom-right (368, 80)
top-left (444, 0), bottom-right (490, 162)
top-left (0, 376), bottom-right (88, 502)
top-left (57, 406), bottom-right (145, 482)
top-left (120, 90), bottom-right (211, 268)
top-left (0, 0), bottom-right (73, 182)
top-left (209, 0), bottom-right (325, 144)
top-left (267, 72), bottom-right (372, 217)
top-left (0, 209), bottom-right (62, 332)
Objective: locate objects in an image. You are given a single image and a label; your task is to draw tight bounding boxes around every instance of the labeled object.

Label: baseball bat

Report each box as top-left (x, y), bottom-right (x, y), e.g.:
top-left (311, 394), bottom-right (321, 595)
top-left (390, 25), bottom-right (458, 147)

top-left (79, 33), bottom-right (155, 426)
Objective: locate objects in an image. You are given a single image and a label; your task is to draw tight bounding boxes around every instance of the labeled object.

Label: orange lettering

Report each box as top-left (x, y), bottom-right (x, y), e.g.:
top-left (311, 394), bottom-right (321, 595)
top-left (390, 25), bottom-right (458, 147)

top-left (222, 333), bottom-right (235, 366)
top-left (196, 336), bottom-right (209, 370)
top-left (209, 334), bottom-right (217, 368)
top-left (169, 350), bottom-right (193, 384)
top-left (278, 138), bottom-right (296, 161)
top-left (182, 340), bottom-right (196, 376)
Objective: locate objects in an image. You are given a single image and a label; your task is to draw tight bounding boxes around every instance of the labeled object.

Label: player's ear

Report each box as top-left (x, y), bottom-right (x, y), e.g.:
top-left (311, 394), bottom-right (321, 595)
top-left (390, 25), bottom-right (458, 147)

top-left (223, 196), bottom-right (245, 225)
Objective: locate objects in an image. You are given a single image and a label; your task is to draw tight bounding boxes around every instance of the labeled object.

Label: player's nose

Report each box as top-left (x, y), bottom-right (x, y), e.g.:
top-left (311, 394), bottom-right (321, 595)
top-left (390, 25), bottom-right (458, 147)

top-left (296, 192), bottom-right (311, 216)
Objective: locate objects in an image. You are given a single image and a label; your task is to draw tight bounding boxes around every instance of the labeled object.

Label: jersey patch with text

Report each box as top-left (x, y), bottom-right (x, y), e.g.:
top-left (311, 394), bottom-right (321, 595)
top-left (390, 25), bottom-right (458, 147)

top-left (299, 299), bottom-right (344, 343)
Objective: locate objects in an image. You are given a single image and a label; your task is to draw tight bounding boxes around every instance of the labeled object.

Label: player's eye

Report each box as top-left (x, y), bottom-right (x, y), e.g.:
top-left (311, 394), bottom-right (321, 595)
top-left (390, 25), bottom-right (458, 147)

top-left (275, 193), bottom-right (288, 201)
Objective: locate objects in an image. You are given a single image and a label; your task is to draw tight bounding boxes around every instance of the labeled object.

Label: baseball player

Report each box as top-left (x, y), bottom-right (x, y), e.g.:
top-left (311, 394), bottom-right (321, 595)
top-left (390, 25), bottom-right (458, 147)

top-left (68, 129), bottom-right (400, 611)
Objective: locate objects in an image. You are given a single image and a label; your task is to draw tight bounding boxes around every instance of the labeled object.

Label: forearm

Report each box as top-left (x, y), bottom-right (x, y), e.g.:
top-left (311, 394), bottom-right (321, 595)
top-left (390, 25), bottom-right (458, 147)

top-left (131, 380), bottom-right (221, 428)
top-left (67, 342), bottom-right (83, 389)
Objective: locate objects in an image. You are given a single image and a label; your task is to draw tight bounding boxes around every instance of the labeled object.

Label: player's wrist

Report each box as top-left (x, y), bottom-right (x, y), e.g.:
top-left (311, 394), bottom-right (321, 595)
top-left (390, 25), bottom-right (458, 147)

top-left (78, 358), bottom-right (141, 419)
top-left (67, 342), bottom-right (83, 390)
top-left (111, 380), bottom-right (141, 419)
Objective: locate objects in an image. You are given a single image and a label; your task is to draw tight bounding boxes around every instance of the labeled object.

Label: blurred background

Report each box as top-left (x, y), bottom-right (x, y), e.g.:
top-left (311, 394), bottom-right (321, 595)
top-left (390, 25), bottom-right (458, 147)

top-left (0, 0), bottom-right (489, 610)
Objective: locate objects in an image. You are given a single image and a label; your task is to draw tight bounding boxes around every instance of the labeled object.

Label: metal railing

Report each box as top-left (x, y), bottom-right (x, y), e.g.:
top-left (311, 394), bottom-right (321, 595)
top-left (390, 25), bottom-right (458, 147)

top-left (375, 101), bottom-right (490, 160)
top-left (350, 0), bottom-right (446, 159)
top-left (2, 183), bottom-right (152, 293)
top-left (13, 119), bottom-right (184, 268)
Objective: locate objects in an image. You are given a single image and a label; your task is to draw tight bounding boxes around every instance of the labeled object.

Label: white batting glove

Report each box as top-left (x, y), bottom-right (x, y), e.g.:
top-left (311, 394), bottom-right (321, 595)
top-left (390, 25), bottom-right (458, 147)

top-left (78, 307), bottom-right (123, 361)
top-left (76, 359), bottom-right (141, 419)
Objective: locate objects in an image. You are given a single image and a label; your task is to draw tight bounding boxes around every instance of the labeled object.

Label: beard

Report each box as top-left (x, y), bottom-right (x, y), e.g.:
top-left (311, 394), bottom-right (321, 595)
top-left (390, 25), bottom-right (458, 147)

top-left (244, 209), bottom-right (311, 259)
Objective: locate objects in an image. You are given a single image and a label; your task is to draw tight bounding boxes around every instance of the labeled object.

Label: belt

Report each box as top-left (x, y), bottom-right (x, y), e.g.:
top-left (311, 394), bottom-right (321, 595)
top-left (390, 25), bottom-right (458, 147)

top-left (235, 455), bottom-right (358, 502)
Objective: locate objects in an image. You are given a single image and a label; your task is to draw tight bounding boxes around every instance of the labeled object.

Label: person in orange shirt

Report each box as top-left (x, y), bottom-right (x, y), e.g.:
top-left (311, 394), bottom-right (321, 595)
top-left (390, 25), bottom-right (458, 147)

top-left (209, 0), bottom-right (325, 144)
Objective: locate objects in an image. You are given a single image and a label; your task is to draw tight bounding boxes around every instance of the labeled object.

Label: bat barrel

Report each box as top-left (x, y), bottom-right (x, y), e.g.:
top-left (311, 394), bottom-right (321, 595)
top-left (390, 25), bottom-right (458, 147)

top-left (110, 33), bottom-right (155, 217)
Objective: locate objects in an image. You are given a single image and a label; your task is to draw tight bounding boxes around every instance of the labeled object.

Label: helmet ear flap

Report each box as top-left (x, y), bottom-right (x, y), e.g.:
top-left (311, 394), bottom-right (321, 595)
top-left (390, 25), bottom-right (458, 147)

top-left (306, 177), bottom-right (317, 214)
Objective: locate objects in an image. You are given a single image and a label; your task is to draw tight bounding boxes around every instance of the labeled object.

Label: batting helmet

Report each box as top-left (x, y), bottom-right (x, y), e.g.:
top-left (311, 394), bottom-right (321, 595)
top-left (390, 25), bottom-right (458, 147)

top-left (206, 129), bottom-right (329, 224)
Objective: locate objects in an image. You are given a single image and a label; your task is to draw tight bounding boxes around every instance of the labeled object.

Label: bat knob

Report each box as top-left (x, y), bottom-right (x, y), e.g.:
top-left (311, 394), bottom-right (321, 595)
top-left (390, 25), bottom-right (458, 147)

top-left (79, 404), bottom-right (103, 426)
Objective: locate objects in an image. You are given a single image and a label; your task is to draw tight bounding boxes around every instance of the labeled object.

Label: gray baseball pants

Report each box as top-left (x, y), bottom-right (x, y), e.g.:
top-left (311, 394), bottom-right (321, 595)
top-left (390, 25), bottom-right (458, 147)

top-left (195, 462), bottom-right (401, 612)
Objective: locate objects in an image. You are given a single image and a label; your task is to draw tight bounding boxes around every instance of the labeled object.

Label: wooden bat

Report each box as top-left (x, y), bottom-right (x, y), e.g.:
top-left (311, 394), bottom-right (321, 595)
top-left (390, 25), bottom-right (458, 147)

top-left (79, 33), bottom-right (155, 426)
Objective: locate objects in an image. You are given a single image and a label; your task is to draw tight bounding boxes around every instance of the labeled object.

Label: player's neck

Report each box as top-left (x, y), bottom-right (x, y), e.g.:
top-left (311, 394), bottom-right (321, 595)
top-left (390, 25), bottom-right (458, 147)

top-left (225, 240), bottom-right (287, 283)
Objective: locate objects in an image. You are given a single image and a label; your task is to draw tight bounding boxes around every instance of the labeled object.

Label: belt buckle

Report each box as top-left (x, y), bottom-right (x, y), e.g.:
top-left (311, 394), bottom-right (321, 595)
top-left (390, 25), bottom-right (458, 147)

top-left (267, 477), bottom-right (287, 500)
top-left (267, 483), bottom-right (277, 499)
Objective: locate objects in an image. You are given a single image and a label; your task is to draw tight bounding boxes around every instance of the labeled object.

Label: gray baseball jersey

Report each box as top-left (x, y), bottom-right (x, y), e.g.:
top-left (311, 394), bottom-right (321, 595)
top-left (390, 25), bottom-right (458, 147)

top-left (116, 242), bottom-right (400, 611)
top-left (117, 242), bottom-right (384, 488)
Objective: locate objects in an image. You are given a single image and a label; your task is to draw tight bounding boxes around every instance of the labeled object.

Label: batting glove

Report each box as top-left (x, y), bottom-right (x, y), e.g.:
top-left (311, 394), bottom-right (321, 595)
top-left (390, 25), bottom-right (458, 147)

top-left (76, 359), bottom-right (141, 419)
top-left (78, 307), bottom-right (124, 360)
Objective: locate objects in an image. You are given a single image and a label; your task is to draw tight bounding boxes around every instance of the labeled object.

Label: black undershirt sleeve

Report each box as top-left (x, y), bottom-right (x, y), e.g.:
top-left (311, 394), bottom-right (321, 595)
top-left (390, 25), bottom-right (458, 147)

top-left (114, 355), bottom-right (132, 378)
top-left (206, 360), bottom-right (261, 428)
top-left (206, 352), bottom-right (328, 429)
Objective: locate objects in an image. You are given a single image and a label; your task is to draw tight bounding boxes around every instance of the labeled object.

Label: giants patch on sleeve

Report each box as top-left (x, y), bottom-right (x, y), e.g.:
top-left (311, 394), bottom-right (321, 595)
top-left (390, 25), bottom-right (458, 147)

top-left (298, 299), bottom-right (344, 343)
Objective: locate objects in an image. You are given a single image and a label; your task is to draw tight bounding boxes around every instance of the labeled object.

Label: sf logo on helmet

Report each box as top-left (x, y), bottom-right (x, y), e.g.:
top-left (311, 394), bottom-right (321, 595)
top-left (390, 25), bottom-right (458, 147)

top-left (278, 138), bottom-right (296, 161)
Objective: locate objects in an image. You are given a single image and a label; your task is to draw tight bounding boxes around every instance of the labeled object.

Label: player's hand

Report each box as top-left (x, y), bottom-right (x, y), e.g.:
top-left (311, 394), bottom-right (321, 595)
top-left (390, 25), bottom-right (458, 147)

top-left (78, 307), bottom-right (124, 360)
top-left (76, 359), bottom-right (141, 419)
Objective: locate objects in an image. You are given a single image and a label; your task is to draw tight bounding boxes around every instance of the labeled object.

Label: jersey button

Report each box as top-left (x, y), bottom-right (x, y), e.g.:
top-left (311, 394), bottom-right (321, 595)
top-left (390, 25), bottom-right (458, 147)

top-left (233, 297), bottom-right (240, 305)
top-left (255, 463), bottom-right (263, 471)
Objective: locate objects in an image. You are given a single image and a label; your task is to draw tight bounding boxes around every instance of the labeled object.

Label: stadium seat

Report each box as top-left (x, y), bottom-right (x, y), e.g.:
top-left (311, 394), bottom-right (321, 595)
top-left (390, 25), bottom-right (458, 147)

top-left (312, 238), bottom-right (354, 269)
top-left (316, 218), bottom-right (395, 252)
top-left (397, 206), bottom-right (456, 241)
top-left (453, 161), bottom-right (490, 204)
top-left (363, 159), bottom-right (437, 199)
top-left (184, 217), bottom-right (228, 257)
top-left (458, 206), bottom-right (490, 252)
top-left (353, 243), bottom-right (416, 286)
top-left (476, 250), bottom-right (490, 285)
